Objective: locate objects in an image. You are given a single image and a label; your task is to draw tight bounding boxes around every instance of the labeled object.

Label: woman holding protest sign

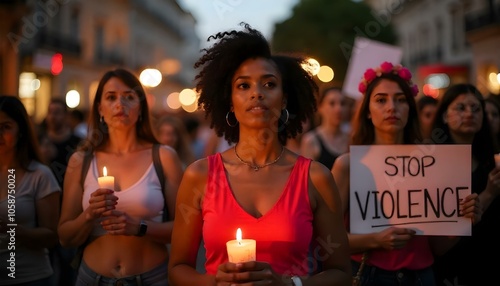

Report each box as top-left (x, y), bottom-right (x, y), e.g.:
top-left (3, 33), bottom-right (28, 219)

top-left (331, 62), bottom-right (481, 286)
top-left (431, 83), bottom-right (500, 286)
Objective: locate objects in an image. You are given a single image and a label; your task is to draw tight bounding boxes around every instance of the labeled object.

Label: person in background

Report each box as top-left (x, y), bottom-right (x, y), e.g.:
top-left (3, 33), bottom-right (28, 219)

top-left (184, 115), bottom-right (206, 161)
top-left (38, 98), bottom-right (82, 286)
top-left (0, 95), bottom-right (61, 285)
top-left (203, 130), bottom-right (234, 157)
top-left (69, 109), bottom-right (89, 140)
top-left (168, 23), bottom-right (351, 286)
top-left (431, 84), bottom-right (500, 286)
top-left (331, 62), bottom-right (481, 286)
top-left (485, 96), bottom-right (500, 153)
top-left (58, 68), bottom-right (183, 286)
top-left (155, 115), bottom-right (195, 168)
top-left (37, 133), bottom-right (57, 166)
top-left (41, 98), bottom-right (82, 187)
top-left (416, 95), bottom-right (438, 141)
top-left (300, 86), bottom-right (349, 169)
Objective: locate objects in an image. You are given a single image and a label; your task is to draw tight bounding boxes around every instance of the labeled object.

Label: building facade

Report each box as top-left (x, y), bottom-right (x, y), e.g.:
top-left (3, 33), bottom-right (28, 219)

top-left (365, 0), bottom-right (500, 97)
top-left (1, 0), bottom-right (200, 123)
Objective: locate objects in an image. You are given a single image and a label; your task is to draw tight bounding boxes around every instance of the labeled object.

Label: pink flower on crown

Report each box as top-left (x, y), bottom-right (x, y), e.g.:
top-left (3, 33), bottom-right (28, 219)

top-left (398, 68), bottom-right (412, 81)
top-left (411, 85), bottom-right (419, 96)
top-left (359, 62), bottom-right (418, 97)
top-left (363, 68), bottom-right (377, 82)
top-left (358, 82), bottom-right (367, 94)
top-left (380, 62), bottom-right (393, 73)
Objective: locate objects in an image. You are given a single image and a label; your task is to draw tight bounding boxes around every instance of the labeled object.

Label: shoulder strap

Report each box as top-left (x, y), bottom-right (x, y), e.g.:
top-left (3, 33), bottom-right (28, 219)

top-left (152, 144), bottom-right (168, 222)
top-left (80, 152), bottom-right (93, 188)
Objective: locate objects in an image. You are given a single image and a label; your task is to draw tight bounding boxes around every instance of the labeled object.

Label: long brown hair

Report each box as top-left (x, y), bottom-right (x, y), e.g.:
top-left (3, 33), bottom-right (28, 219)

top-left (79, 68), bottom-right (158, 154)
top-left (351, 73), bottom-right (421, 145)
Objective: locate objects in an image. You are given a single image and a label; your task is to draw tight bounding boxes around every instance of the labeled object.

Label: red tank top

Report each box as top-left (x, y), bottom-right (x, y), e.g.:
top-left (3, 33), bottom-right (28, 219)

top-left (202, 154), bottom-right (313, 275)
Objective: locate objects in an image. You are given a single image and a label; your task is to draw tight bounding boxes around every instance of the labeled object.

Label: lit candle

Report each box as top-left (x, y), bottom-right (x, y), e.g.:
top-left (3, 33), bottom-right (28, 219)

top-left (226, 228), bottom-right (256, 263)
top-left (98, 166), bottom-right (115, 191)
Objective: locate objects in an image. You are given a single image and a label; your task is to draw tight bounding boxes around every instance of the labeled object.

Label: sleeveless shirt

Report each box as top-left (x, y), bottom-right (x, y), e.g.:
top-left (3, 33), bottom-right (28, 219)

top-left (202, 154), bottom-right (313, 275)
top-left (82, 157), bottom-right (164, 236)
top-left (315, 132), bottom-right (341, 170)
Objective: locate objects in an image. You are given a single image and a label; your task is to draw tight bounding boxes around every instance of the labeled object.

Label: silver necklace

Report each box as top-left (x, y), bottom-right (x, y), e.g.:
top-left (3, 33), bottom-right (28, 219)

top-left (234, 144), bottom-right (285, 171)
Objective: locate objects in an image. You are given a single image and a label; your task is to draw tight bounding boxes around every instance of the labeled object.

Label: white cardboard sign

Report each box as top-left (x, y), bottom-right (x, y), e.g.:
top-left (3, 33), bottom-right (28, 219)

top-left (343, 37), bottom-right (403, 99)
top-left (350, 144), bottom-right (471, 236)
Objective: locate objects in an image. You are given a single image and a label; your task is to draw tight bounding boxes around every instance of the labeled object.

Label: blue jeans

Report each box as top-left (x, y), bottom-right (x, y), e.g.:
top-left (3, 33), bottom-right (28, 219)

top-left (352, 260), bottom-right (435, 286)
top-left (75, 260), bottom-right (168, 286)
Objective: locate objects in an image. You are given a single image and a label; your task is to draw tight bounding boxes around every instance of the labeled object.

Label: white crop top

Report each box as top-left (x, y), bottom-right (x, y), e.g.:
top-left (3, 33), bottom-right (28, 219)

top-left (82, 157), bottom-right (164, 236)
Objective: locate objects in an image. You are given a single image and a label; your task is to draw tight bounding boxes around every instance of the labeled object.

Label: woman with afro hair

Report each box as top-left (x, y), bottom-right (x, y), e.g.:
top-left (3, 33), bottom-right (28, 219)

top-left (168, 23), bottom-right (351, 286)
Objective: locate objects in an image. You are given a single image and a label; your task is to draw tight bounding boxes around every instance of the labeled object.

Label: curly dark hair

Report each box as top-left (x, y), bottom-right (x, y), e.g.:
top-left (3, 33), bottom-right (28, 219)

top-left (194, 23), bottom-right (318, 145)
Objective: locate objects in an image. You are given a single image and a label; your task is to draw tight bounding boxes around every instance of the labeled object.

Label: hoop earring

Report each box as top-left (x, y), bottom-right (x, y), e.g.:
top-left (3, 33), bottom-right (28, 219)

top-left (281, 109), bottom-right (289, 125)
top-left (226, 111), bottom-right (238, 127)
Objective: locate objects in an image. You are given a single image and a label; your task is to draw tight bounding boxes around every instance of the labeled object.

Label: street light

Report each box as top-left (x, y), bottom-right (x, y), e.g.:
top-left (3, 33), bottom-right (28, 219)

top-left (317, 65), bottom-right (334, 82)
top-left (139, 68), bottom-right (162, 87)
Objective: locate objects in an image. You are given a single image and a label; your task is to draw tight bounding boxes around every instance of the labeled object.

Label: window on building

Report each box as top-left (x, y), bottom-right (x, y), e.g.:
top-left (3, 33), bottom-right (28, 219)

top-left (435, 19), bottom-right (443, 61)
top-left (70, 7), bottom-right (80, 40)
top-left (94, 24), bottom-right (104, 61)
top-left (450, 5), bottom-right (464, 54)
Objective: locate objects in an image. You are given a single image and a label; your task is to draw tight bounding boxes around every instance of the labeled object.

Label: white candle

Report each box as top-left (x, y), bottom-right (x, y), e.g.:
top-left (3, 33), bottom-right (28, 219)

top-left (226, 228), bottom-right (256, 263)
top-left (98, 166), bottom-right (115, 191)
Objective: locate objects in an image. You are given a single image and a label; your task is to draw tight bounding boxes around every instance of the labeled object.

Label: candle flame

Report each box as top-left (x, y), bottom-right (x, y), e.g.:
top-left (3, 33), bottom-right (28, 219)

top-left (103, 166), bottom-right (108, 177)
top-left (236, 228), bottom-right (242, 242)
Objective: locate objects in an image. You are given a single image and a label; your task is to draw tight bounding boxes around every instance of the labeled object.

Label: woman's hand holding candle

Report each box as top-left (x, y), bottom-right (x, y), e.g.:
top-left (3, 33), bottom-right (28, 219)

top-left (84, 166), bottom-right (118, 222)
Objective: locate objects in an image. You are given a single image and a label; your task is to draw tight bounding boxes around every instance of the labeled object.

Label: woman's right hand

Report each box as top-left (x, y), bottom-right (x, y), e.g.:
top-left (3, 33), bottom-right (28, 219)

top-left (84, 188), bottom-right (118, 221)
top-left (376, 227), bottom-right (416, 250)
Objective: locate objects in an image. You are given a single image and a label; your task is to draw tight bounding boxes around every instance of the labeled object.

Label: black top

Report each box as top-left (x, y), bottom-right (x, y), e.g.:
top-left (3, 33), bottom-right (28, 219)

top-left (48, 133), bottom-right (82, 187)
top-left (315, 132), bottom-right (341, 170)
top-left (433, 163), bottom-right (500, 285)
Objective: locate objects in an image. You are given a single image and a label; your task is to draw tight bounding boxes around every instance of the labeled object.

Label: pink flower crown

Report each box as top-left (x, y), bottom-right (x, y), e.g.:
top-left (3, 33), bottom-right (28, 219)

top-left (358, 62), bottom-right (419, 97)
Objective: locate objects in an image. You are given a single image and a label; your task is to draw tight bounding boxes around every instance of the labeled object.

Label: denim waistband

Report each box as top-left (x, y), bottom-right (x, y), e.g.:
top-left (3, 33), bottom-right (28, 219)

top-left (77, 259), bottom-right (168, 286)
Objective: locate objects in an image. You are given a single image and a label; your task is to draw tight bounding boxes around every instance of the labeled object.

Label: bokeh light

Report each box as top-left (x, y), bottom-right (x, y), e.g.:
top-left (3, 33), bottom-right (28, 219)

top-left (140, 69), bottom-right (162, 87)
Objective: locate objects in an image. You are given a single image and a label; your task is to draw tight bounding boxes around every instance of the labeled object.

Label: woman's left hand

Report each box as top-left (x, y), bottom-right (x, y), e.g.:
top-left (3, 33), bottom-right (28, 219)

top-left (100, 210), bottom-right (140, 236)
top-left (216, 261), bottom-right (292, 285)
top-left (460, 193), bottom-right (482, 225)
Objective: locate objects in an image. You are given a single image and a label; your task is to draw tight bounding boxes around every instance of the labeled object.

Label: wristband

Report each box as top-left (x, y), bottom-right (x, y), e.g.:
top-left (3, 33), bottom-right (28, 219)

top-left (136, 220), bottom-right (147, 237)
top-left (291, 276), bottom-right (302, 286)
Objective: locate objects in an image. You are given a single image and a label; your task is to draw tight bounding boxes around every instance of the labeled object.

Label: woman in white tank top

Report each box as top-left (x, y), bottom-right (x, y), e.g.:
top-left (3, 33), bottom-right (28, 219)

top-left (58, 69), bottom-right (183, 286)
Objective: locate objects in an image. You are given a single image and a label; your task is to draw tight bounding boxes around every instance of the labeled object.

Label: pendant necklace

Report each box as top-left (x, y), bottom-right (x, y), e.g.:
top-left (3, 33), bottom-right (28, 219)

top-left (234, 144), bottom-right (285, 171)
